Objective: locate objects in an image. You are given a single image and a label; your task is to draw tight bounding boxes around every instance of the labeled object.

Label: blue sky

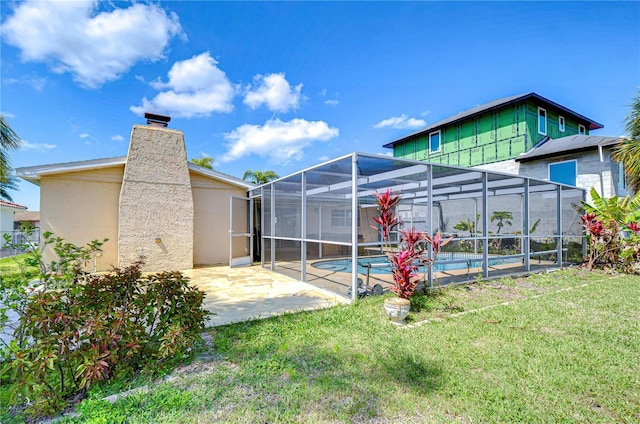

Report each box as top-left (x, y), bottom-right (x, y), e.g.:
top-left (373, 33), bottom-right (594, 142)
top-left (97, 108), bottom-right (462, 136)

top-left (1, 1), bottom-right (638, 211)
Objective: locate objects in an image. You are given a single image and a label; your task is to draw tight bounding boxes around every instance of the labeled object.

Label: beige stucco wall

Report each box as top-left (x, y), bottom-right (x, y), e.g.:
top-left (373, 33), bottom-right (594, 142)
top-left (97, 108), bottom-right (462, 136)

top-left (39, 166), bottom-right (124, 271)
top-left (118, 125), bottom-right (193, 271)
top-left (191, 172), bottom-right (247, 266)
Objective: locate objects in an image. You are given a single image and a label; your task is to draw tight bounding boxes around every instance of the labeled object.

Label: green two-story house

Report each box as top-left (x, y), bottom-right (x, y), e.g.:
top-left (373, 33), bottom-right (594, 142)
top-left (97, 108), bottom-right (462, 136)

top-left (383, 92), bottom-right (603, 167)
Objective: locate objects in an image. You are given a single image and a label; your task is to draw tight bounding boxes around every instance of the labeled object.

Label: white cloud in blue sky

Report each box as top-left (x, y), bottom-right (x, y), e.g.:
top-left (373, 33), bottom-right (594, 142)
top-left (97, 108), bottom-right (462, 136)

top-left (374, 114), bottom-right (426, 130)
top-left (22, 141), bottom-right (56, 152)
top-left (1, 0), bottom-right (184, 88)
top-left (130, 52), bottom-right (235, 118)
top-left (221, 118), bottom-right (338, 164)
top-left (243, 73), bottom-right (303, 113)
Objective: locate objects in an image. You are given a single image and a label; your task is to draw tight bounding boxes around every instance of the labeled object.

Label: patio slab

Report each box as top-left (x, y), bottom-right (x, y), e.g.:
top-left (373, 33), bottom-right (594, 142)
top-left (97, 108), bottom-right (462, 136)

top-left (182, 265), bottom-right (348, 327)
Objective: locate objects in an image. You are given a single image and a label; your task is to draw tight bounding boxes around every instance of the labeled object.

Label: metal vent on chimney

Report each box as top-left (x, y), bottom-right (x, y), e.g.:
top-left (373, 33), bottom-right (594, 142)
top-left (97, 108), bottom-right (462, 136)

top-left (144, 112), bottom-right (171, 128)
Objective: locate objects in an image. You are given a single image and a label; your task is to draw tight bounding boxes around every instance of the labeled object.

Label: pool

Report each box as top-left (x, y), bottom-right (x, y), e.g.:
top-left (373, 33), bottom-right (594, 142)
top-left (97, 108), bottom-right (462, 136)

top-left (311, 253), bottom-right (519, 274)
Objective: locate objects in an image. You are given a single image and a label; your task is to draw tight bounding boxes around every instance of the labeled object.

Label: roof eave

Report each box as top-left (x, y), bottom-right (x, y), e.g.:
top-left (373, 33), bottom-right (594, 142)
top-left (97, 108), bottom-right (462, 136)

top-left (16, 156), bottom-right (127, 185)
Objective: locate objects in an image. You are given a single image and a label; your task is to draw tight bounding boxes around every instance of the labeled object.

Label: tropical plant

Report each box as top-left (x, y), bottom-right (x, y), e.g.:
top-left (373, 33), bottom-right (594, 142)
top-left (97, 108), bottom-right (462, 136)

top-left (190, 156), bottom-right (214, 170)
top-left (454, 214), bottom-right (479, 236)
top-left (579, 187), bottom-right (640, 273)
top-left (612, 91), bottom-right (640, 192)
top-left (372, 189), bottom-right (451, 298)
top-left (0, 173), bottom-right (18, 202)
top-left (0, 115), bottom-right (22, 201)
top-left (242, 169), bottom-right (280, 184)
top-left (490, 211), bottom-right (513, 234)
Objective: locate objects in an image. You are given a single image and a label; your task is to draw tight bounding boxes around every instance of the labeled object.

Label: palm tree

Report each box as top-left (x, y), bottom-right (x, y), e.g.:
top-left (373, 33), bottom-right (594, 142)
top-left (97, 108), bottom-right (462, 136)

top-left (242, 170), bottom-right (280, 184)
top-left (490, 211), bottom-right (513, 234)
top-left (1, 115), bottom-right (22, 200)
top-left (190, 156), bottom-right (214, 170)
top-left (612, 91), bottom-right (640, 193)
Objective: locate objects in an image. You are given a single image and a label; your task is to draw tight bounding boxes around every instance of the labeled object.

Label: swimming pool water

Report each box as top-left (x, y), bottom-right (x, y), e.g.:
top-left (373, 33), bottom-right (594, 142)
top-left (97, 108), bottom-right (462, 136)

top-left (311, 254), bottom-right (518, 274)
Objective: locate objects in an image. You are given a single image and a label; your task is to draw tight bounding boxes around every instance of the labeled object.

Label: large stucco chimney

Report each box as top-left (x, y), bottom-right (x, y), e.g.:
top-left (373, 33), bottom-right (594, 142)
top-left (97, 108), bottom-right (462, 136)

top-left (118, 115), bottom-right (193, 271)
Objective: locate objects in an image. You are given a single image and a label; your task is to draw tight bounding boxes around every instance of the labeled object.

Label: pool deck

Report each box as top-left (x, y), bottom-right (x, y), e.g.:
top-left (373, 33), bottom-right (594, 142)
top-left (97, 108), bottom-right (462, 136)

top-left (182, 265), bottom-right (349, 327)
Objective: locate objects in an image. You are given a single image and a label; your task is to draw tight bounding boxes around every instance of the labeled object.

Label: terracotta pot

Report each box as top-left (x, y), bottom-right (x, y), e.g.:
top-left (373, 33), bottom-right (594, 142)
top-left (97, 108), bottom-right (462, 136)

top-left (383, 297), bottom-right (411, 325)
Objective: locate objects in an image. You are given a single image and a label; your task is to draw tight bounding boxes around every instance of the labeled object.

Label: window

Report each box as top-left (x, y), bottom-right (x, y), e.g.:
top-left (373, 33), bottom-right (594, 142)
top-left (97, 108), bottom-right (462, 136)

top-left (429, 130), bottom-right (441, 153)
top-left (618, 162), bottom-right (627, 195)
top-left (331, 209), bottom-right (352, 227)
top-left (559, 116), bottom-right (565, 132)
top-left (538, 107), bottom-right (547, 135)
top-left (549, 160), bottom-right (577, 186)
top-left (578, 124), bottom-right (586, 135)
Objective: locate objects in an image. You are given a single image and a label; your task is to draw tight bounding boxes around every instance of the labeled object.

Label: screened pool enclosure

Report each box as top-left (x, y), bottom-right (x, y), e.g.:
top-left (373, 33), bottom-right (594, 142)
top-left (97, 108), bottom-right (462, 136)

top-left (247, 153), bottom-right (586, 301)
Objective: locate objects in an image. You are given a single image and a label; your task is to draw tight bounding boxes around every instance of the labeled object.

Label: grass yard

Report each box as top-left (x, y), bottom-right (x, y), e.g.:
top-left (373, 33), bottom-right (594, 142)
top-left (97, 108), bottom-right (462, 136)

top-left (0, 253), bottom-right (39, 283)
top-left (6, 269), bottom-right (640, 423)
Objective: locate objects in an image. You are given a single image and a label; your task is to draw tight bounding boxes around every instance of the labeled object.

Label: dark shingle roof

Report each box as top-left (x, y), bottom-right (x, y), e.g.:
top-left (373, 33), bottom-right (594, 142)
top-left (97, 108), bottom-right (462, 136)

top-left (383, 92), bottom-right (604, 148)
top-left (515, 135), bottom-right (621, 162)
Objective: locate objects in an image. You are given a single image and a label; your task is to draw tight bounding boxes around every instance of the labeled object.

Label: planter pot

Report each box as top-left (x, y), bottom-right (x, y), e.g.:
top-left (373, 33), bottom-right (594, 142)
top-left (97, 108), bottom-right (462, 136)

top-left (383, 297), bottom-right (411, 325)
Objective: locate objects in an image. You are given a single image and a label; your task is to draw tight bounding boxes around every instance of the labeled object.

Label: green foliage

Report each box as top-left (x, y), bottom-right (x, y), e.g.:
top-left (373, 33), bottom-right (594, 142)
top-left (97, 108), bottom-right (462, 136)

top-left (1, 231), bottom-right (208, 418)
top-left (579, 188), bottom-right (640, 273)
top-left (242, 169), bottom-right (280, 184)
top-left (612, 91), bottom-right (640, 192)
top-left (454, 214), bottom-right (480, 236)
top-left (490, 211), bottom-right (513, 234)
top-left (190, 156), bottom-right (214, 170)
top-left (0, 114), bottom-right (22, 201)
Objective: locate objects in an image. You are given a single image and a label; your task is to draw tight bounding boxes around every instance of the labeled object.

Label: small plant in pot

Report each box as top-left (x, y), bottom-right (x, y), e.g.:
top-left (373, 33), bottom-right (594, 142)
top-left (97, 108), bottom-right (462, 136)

top-left (373, 189), bottom-right (451, 324)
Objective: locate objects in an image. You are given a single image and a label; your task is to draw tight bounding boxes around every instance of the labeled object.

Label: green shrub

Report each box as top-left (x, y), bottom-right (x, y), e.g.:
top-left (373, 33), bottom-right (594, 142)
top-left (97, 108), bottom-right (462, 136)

top-left (580, 188), bottom-right (640, 273)
top-left (1, 233), bottom-right (208, 418)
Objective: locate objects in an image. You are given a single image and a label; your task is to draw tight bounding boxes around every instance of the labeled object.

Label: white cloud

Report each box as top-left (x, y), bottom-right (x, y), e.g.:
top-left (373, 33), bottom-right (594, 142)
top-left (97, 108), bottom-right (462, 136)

top-left (220, 118), bottom-right (338, 164)
top-left (79, 133), bottom-right (90, 139)
top-left (243, 73), bottom-right (302, 113)
top-left (111, 135), bottom-right (124, 142)
top-left (1, 1), bottom-right (184, 88)
top-left (22, 141), bottom-right (56, 151)
top-left (374, 114), bottom-right (426, 129)
top-left (1, 112), bottom-right (16, 119)
top-left (324, 99), bottom-right (339, 106)
top-left (3, 74), bottom-right (47, 91)
top-left (130, 52), bottom-right (235, 118)
top-left (420, 110), bottom-right (432, 117)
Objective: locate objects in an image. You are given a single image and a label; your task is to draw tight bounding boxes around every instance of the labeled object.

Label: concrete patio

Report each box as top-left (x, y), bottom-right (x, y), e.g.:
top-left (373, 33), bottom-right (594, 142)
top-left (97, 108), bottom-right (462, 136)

top-left (182, 265), bottom-right (348, 327)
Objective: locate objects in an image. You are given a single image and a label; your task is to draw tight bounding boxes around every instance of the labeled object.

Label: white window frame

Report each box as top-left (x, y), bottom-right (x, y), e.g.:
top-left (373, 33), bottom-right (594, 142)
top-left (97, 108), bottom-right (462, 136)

top-left (578, 124), bottom-right (586, 135)
top-left (548, 159), bottom-right (578, 186)
top-left (429, 130), bottom-right (441, 154)
top-left (538, 107), bottom-right (547, 135)
top-left (558, 116), bottom-right (565, 132)
top-left (331, 208), bottom-right (352, 228)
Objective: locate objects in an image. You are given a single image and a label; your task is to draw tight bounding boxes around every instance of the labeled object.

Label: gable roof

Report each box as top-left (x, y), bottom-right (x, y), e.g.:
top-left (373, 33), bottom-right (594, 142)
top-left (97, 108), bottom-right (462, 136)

top-left (383, 92), bottom-right (604, 149)
top-left (13, 211), bottom-right (40, 222)
top-left (0, 200), bottom-right (27, 210)
top-left (16, 157), bottom-right (255, 190)
top-left (515, 135), bottom-right (621, 162)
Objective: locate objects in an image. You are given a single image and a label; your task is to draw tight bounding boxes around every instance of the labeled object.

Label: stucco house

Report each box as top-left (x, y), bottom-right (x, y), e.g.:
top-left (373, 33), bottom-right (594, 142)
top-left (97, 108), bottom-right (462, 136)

top-left (1, 199), bottom-right (28, 244)
top-left (17, 115), bottom-right (254, 272)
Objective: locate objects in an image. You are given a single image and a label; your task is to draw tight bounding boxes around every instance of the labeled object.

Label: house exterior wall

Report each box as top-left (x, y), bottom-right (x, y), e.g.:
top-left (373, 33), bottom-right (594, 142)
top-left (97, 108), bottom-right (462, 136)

top-left (392, 100), bottom-right (588, 167)
top-left (476, 148), bottom-right (621, 205)
top-left (118, 125), bottom-right (193, 271)
top-left (0, 208), bottom-right (14, 233)
top-left (191, 172), bottom-right (247, 266)
top-left (39, 166), bottom-right (124, 271)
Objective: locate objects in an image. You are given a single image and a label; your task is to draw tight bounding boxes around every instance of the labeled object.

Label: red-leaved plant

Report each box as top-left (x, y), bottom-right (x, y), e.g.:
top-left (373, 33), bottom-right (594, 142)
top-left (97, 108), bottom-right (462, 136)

top-left (372, 189), bottom-right (451, 298)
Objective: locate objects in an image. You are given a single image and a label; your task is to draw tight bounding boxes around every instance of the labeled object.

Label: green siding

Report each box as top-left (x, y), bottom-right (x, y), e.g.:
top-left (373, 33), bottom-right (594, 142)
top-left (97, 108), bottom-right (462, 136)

top-left (390, 98), bottom-right (593, 167)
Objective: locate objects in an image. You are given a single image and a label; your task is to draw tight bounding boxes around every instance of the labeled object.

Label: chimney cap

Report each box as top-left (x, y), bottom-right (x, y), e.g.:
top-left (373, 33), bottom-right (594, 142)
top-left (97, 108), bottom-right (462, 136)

top-left (144, 112), bottom-right (171, 127)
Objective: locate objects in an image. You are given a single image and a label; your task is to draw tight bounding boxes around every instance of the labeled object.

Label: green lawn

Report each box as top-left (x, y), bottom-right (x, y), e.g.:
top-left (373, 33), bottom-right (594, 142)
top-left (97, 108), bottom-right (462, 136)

top-left (8, 269), bottom-right (640, 423)
top-left (0, 253), bottom-right (39, 283)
